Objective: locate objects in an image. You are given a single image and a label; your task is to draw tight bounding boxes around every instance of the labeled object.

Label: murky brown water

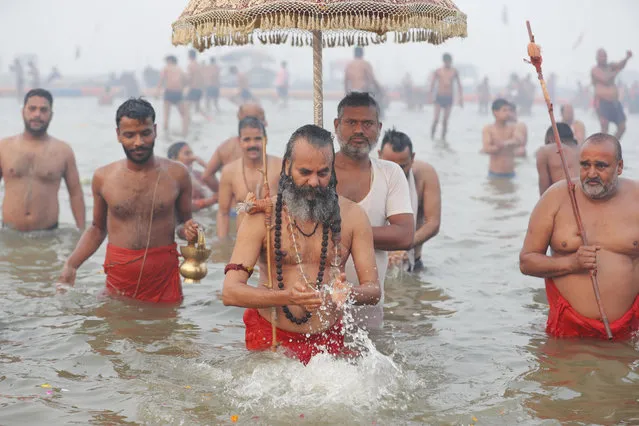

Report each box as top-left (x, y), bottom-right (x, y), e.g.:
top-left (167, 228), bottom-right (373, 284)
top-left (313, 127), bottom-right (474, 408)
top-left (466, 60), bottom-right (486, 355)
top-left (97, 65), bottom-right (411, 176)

top-left (0, 97), bottom-right (637, 425)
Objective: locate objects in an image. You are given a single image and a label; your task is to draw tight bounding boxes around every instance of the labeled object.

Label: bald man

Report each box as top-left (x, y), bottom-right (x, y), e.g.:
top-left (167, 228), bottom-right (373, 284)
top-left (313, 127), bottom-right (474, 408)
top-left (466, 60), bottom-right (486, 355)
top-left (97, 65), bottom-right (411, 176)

top-left (521, 133), bottom-right (639, 340)
top-left (201, 102), bottom-right (267, 182)
top-left (560, 104), bottom-right (586, 145)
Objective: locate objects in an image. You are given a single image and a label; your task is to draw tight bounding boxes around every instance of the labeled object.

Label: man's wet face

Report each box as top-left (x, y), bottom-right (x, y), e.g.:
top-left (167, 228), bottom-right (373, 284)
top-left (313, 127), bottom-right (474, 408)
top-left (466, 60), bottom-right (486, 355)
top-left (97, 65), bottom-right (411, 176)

top-left (117, 117), bottom-right (156, 164)
top-left (177, 145), bottom-right (195, 166)
top-left (281, 140), bottom-right (337, 223)
top-left (334, 105), bottom-right (381, 159)
top-left (379, 144), bottom-right (413, 177)
top-left (579, 141), bottom-right (621, 199)
top-left (493, 105), bottom-right (510, 122)
top-left (23, 96), bottom-right (52, 136)
top-left (239, 126), bottom-right (264, 161)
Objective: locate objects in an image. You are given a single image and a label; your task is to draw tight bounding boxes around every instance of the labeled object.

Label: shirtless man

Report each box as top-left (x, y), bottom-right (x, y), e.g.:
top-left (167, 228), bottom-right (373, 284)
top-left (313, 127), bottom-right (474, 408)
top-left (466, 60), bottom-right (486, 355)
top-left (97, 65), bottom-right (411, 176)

top-left (203, 57), bottom-right (220, 113)
top-left (343, 47), bottom-right (380, 95)
top-left (477, 76), bottom-right (491, 114)
top-left (535, 123), bottom-right (579, 196)
top-left (0, 89), bottom-right (85, 232)
top-left (157, 55), bottom-right (188, 137)
top-left (167, 141), bottom-right (218, 212)
top-left (201, 102), bottom-right (267, 182)
top-left (520, 133), bottom-right (639, 340)
top-left (509, 103), bottom-right (528, 157)
top-left (481, 99), bottom-right (521, 179)
top-left (591, 48), bottom-right (632, 140)
top-left (222, 124), bottom-right (380, 364)
top-left (186, 50), bottom-right (209, 120)
top-left (230, 66), bottom-right (254, 105)
top-left (379, 129), bottom-right (441, 272)
top-left (333, 92), bottom-right (414, 328)
top-left (429, 53), bottom-right (463, 141)
top-left (217, 117), bottom-right (280, 239)
top-left (560, 104), bottom-right (586, 145)
top-left (57, 98), bottom-right (200, 303)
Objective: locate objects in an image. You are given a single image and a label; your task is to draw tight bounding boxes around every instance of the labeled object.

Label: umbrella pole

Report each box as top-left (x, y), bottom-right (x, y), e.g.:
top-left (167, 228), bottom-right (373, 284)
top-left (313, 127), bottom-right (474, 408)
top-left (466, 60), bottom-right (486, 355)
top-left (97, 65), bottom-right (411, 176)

top-left (312, 30), bottom-right (323, 127)
top-left (525, 21), bottom-right (612, 340)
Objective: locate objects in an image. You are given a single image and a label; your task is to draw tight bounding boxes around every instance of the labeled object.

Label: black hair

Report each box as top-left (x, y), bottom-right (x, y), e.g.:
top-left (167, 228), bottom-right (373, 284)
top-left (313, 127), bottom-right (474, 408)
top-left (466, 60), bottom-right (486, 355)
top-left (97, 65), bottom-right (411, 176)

top-left (583, 132), bottom-right (623, 161)
top-left (544, 123), bottom-right (576, 145)
top-left (24, 88), bottom-right (53, 107)
top-left (443, 53), bottom-right (452, 62)
top-left (337, 92), bottom-right (380, 120)
top-left (354, 47), bottom-right (364, 58)
top-left (238, 116), bottom-right (267, 138)
top-left (381, 128), bottom-right (413, 155)
top-left (491, 98), bottom-right (510, 111)
top-left (115, 98), bottom-right (156, 127)
top-left (167, 141), bottom-right (188, 160)
top-left (165, 55), bottom-right (177, 64)
top-left (188, 50), bottom-right (196, 59)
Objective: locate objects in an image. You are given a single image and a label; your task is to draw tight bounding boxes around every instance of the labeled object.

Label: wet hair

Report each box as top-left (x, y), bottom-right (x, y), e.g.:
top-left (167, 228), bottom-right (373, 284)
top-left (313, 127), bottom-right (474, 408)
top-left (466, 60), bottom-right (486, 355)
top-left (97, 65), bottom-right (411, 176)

top-left (115, 98), bottom-right (156, 127)
top-left (188, 50), bottom-right (196, 60)
top-left (238, 116), bottom-right (267, 138)
top-left (337, 92), bottom-right (380, 120)
top-left (443, 53), bottom-right (452, 62)
top-left (381, 128), bottom-right (413, 155)
top-left (167, 141), bottom-right (188, 160)
top-left (583, 132), bottom-right (623, 161)
top-left (354, 47), bottom-right (364, 58)
top-left (491, 98), bottom-right (510, 111)
top-left (165, 55), bottom-right (177, 64)
top-left (544, 123), bottom-right (576, 145)
top-left (24, 88), bottom-right (53, 107)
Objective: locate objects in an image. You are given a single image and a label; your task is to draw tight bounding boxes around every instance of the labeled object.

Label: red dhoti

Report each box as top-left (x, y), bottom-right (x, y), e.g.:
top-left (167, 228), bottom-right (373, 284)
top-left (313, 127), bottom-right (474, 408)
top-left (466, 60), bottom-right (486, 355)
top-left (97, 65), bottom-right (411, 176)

top-left (103, 243), bottom-right (183, 304)
top-left (545, 278), bottom-right (639, 340)
top-left (243, 308), bottom-right (347, 365)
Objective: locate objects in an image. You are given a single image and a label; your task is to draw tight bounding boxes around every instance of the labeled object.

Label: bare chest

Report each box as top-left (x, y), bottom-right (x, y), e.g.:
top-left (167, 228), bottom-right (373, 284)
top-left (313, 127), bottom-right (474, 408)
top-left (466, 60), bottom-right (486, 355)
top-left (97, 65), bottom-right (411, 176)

top-left (103, 174), bottom-right (179, 220)
top-left (2, 148), bottom-right (65, 182)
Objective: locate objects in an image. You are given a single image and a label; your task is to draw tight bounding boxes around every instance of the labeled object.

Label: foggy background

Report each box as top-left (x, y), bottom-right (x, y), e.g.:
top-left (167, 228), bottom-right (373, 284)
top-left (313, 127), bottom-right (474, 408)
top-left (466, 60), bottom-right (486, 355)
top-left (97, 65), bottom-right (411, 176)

top-left (1, 0), bottom-right (638, 87)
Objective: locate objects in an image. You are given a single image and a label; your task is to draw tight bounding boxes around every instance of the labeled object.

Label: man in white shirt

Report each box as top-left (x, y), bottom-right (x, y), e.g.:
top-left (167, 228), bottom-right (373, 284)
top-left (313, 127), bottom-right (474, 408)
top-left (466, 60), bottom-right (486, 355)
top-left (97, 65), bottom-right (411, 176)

top-left (333, 92), bottom-right (415, 329)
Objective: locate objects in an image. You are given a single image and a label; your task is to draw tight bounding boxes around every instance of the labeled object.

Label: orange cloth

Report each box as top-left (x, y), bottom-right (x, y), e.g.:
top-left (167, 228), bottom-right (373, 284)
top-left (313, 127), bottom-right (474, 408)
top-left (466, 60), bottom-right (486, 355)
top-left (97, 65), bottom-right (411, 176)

top-left (103, 243), bottom-right (182, 304)
top-left (243, 308), bottom-right (347, 365)
top-left (545, 278), bottom-right (639, 340)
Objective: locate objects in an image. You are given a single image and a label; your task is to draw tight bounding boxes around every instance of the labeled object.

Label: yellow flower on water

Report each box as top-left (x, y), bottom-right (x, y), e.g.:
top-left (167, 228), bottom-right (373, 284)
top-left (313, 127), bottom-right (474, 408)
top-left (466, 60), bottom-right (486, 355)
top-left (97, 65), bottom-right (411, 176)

top-left (472, 416), bottom-right (478, 422)
top-left (40, 384), bottom-right (52, 388)
top-left (231, 415), bottom-right (238, 423)
top-left (184, 385), bottom-right (191, 389)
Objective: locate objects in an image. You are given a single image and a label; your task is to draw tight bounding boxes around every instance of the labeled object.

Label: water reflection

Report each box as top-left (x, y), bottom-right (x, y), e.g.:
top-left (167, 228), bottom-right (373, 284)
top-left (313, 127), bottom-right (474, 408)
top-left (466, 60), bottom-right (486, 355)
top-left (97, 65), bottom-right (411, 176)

top-left (513, 336), bottom-right (639, 425)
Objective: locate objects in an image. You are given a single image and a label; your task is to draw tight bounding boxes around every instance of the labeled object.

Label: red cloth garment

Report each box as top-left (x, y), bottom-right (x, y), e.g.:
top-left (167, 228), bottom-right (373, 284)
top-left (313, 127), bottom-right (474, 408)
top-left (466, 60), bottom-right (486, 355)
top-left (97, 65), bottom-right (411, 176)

top-left (545, 278), bottom-right (639, 340)
top-left (243, 308), bottom-right (346, 365)
top-left (103, 243), bottom-right (183, 304)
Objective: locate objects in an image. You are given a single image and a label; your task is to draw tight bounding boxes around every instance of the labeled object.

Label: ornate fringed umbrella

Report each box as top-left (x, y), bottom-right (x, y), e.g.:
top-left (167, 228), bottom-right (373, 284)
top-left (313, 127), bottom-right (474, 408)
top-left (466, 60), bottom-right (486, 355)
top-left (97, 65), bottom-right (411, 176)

top-left (171, 0), bottom-right (467, 126)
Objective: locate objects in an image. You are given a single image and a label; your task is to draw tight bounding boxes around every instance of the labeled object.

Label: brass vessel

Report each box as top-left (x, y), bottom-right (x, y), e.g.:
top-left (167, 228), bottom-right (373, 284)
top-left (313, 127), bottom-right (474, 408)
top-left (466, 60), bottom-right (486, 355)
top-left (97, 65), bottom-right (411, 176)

top-left (179, 229), bottom-right (211, 283)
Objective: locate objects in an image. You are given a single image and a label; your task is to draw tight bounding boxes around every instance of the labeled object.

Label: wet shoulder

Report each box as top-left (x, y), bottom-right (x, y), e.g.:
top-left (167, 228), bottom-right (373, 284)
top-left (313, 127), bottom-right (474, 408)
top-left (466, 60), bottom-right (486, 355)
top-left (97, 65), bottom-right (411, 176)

top-left (221, 157), bottom-right (242, 176)
top-left (160, 156), bottom-right (189, 180)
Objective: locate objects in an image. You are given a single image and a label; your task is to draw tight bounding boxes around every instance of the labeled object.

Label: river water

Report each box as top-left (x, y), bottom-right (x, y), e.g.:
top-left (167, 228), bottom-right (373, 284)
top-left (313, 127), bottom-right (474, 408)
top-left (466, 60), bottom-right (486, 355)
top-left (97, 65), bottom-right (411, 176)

top-left (0, 97), bottom-right (637, 425)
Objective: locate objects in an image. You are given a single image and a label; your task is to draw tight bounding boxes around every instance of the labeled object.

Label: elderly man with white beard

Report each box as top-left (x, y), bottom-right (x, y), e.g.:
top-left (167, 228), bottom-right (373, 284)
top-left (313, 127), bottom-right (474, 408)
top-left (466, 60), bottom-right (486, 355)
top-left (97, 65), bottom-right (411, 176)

top-left (520, 133), bottom-right (639, 340)
top-left (333, 92), bottom-right (415, 329)
top-left (222, 124), bottom-right (380, 365)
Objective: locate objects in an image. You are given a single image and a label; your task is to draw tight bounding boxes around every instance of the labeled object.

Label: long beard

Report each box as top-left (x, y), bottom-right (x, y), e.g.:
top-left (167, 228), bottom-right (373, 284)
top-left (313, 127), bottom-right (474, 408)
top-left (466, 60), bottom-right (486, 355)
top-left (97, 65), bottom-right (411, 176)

top-left (280, 174), bottom-right (339, 224)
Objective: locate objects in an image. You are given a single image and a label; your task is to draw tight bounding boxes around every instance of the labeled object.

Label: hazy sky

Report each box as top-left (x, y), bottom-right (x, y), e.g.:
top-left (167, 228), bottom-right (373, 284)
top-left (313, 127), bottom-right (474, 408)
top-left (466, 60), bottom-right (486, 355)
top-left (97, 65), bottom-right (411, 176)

top-left (1, 0), bottom-right (638, 86)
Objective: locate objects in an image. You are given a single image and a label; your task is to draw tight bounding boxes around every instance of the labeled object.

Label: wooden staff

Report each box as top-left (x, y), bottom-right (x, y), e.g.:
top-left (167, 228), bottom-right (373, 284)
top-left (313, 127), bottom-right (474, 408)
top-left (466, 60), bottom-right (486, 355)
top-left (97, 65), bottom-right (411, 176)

top-left (524, 21), bottom-right (612, 340)
top-left (259, 135), bottom-right (278, 350)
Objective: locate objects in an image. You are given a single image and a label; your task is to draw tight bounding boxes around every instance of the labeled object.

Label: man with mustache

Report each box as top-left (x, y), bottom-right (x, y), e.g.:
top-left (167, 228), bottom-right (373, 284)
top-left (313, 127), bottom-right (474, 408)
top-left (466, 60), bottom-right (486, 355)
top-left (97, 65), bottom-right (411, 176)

top-left (520, 133), bottom-right (639, 340)
top-left (0, 88), bottom-right (85, 232)
top-left (216, 116), bottom-right (280, 239)
top-left (223, 124), bottom-right (380, 364)
top-left (378, 129), bottom-right (441, 272)
top-left (333, 92), bottom-right (414, 328)
top-left (201, 102), bottom-right (267, 184)
top-left (57, 98), bottom-right (200, 303)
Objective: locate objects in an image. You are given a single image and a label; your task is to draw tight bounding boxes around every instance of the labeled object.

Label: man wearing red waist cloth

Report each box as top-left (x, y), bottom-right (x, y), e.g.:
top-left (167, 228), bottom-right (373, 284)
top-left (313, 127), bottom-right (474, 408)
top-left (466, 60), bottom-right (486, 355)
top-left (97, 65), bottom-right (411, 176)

top-left (222, 125), bottom-right (380, 364)
top-left (57, 98), bottom-right (200, 303)
top-left (520, 133), bottom-right (639, 340)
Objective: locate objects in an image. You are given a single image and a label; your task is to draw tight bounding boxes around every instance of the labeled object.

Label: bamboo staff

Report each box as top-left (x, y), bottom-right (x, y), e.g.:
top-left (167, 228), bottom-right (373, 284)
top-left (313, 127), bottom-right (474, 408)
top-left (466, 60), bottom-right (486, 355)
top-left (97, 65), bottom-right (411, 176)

top-left (259, 136), bottom-right (278, 350)
top-left (524, 21), bottom-right (612, 340)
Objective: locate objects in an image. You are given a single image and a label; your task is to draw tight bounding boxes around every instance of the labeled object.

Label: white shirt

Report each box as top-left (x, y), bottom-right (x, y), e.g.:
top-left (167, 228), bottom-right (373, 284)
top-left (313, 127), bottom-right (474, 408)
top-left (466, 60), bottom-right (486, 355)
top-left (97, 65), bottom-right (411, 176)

top-left (345, 158), bottom-right (414, 329)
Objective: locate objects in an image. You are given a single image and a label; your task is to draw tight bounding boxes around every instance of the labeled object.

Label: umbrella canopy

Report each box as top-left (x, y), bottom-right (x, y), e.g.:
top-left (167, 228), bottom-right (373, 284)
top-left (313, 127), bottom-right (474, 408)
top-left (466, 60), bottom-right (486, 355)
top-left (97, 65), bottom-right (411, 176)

top-left (172, 0), bottom-right (467, 50)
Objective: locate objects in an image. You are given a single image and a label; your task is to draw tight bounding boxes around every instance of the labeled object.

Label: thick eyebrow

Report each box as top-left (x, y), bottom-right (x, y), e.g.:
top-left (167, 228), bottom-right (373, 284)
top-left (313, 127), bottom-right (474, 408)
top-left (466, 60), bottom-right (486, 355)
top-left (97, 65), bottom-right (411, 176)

top-left (318, 167), bottom-right (330, 174)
